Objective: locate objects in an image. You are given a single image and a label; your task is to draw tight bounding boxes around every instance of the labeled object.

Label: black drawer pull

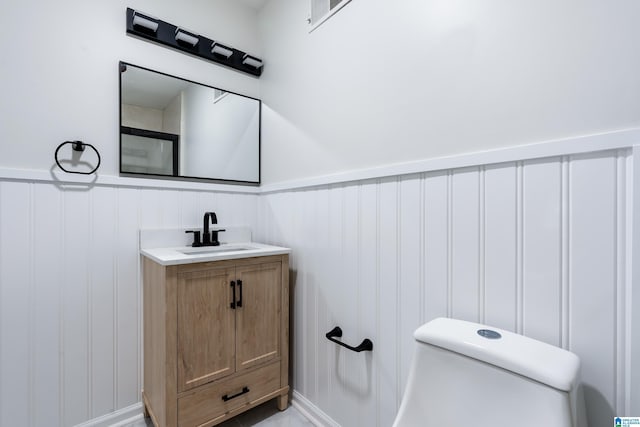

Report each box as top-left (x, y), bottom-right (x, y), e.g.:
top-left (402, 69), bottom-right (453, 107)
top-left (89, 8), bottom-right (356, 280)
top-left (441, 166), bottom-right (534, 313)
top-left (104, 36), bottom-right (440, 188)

top-left (222, 386), bottom-right (250, 402)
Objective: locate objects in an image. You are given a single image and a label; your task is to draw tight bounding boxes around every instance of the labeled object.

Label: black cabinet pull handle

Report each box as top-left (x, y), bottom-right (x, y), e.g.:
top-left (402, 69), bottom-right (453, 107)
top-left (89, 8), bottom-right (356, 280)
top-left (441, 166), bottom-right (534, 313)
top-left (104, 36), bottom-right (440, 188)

top-left (222, 386), bottom-right (249, 402)
top-left (237, 279), bottom-right (243, 308)
top-left (230, 281), bottom-right (236, 309)
top-left (326, 326), bottom-right (373, 352)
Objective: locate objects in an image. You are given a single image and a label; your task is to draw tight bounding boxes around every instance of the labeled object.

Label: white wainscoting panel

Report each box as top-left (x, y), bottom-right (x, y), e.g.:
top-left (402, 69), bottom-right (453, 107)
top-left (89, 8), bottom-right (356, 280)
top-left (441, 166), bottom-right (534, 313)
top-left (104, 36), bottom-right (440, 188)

top-left (258, 148), bottom-right (633, 427)
top-left (451, 167), bottom-right (481, 323)
top-left (0, 181), bottom-right (257, 427)
top-left (522, 158), bottom-right (562, 346)
top-left (0, 145), bottom-right (636, 427)
top-left (423, 172), bottom-right (449, 322)
top-left (0, 182), bottom-right (31, 427)
top-left (33, 183), bottom-right (63, 427)
top-left (569, 153), bottom-right (618, 422)
top-left (376, 178), bottom-right (400, 427)
top-left (483, 163), bottom-right (517, 331)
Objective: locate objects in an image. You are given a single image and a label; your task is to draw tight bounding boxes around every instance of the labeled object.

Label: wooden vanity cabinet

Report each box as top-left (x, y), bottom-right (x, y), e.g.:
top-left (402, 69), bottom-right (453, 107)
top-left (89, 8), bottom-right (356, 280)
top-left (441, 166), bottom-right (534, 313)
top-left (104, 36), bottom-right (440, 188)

top-left (142, 254), bottom-right (289, 427)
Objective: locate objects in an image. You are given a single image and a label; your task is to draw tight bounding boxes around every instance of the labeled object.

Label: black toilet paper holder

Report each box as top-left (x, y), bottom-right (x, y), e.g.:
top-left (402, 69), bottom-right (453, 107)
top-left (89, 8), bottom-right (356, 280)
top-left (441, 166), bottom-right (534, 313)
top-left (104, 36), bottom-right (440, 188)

top-left (325, 326), bottom-right (373, 352)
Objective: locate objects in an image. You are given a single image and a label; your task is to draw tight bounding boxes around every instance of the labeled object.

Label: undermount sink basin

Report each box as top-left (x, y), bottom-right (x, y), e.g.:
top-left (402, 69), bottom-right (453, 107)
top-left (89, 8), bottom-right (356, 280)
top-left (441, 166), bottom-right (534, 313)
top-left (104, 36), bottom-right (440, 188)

top-left (179, 244), bottom-right (257, 255)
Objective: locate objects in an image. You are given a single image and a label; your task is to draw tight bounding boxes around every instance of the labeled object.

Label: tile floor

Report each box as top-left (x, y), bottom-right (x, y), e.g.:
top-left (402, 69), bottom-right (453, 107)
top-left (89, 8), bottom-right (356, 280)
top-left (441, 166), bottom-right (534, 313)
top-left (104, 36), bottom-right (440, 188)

top-left (125, 400), bottom-right (314, 427)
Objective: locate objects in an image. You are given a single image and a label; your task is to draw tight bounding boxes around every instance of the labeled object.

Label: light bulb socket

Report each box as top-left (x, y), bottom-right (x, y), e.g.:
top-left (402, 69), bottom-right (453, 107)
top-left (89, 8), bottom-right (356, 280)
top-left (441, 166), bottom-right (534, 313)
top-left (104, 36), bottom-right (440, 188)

top-left (242, 54), bottom-right (263, 70)
top-left (132, 11), bottom-right (159, 34)
top-left (211, 42), bottom-right (234, 59)
top-left (175, 28), bottom-right (199, 47)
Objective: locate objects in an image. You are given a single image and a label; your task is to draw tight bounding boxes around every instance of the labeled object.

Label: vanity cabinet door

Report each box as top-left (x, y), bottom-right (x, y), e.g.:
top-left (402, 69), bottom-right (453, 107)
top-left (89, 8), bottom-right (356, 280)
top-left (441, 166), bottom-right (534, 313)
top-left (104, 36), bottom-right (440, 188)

top-left (177, 267), bottom-right (236, 393)
top-left (235, 261), bottom-right (282, 373)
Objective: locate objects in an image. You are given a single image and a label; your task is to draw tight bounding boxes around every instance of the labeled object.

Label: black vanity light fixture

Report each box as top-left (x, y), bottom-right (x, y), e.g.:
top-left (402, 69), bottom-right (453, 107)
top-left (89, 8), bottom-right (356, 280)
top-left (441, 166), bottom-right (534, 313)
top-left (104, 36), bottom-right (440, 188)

top-left (126, 8), bottom-right (263, 77)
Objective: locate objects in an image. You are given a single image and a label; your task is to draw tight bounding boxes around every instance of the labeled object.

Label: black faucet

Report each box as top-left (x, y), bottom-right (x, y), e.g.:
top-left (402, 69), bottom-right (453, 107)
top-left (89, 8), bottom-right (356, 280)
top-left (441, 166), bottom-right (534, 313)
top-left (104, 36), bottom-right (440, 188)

top-left (203, 212), bottom-right (225, 246)
top-left (202, 212), bottom-right (216, 245)
top-left (185, 212), bottom-right (226, 247)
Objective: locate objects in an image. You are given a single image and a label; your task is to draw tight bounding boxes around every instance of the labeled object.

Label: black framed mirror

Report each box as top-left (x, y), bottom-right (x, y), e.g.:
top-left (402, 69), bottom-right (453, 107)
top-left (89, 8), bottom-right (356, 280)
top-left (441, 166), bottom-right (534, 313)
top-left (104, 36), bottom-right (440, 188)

top-left (119, 62), bottom-right (260, 184)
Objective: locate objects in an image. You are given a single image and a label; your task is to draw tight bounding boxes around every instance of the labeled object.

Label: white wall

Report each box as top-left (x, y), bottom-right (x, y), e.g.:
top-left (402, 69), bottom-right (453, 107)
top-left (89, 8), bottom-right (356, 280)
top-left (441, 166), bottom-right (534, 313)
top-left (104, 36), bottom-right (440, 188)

top-left (0, 0), bottom-right (261, 175)
top-left (257, 0), bottom-right (640, 184)
top-left (121, 104), bottom-right (164, 132)
top-left (163, 93), bottom-right (182, 135)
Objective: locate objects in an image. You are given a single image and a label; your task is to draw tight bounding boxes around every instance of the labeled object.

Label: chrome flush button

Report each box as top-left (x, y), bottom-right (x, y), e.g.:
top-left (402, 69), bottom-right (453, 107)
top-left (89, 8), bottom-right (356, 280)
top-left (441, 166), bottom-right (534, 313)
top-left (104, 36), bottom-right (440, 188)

top-left (477, 329), bottom-right (502, 339)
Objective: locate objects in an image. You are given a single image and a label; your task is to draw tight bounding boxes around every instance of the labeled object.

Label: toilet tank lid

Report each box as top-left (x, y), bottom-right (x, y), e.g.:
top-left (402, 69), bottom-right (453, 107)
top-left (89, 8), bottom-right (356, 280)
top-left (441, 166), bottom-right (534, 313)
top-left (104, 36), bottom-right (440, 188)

top-left (414, 318), bottom-right (581, 392)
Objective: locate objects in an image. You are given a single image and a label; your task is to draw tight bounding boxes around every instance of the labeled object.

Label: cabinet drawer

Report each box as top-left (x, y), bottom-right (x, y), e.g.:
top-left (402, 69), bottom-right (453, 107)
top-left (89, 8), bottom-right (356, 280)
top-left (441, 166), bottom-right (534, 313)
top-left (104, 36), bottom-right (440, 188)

top-left (178, 362), bottom-right (281, 427)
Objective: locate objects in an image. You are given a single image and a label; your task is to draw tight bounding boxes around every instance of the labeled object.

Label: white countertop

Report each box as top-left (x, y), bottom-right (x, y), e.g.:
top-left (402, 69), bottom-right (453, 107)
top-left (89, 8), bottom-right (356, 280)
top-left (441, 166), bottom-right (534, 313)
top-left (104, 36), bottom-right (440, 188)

top-left (141, 242), bottom-right (291, 266)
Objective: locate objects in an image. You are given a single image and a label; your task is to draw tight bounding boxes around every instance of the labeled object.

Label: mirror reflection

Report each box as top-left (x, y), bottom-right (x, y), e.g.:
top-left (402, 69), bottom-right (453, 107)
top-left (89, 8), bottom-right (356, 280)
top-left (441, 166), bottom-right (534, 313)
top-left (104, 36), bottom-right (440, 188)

top-left (119, 62), bottom-right (260, 183)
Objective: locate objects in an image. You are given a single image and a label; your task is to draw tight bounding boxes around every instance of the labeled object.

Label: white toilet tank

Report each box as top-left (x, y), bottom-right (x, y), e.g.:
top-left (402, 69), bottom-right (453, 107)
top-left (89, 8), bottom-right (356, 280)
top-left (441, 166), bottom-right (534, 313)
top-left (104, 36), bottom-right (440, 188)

top-left (393, 318), bottom-right (587, 427)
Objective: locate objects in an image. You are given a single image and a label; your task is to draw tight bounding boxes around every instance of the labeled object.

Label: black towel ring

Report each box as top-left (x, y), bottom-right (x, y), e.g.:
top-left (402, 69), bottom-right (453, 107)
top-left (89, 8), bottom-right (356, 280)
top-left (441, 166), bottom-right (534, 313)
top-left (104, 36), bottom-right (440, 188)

top-left (55, 140), bottom-right (101, 175)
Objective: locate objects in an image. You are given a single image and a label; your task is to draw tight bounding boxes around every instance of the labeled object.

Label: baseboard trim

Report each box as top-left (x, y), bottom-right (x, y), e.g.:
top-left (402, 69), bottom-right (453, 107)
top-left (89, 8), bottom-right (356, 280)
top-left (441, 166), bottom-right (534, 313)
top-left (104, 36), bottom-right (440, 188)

top-left (291, 390), bottom-right (341, 427)
top-left (72, 403), bottom-right (143, 427)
